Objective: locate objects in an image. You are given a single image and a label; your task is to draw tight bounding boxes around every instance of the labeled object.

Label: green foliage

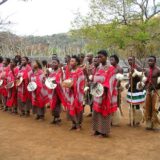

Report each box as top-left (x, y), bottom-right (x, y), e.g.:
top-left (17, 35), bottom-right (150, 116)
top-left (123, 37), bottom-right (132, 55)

top-left (72, 0), bottom-right (160, 58)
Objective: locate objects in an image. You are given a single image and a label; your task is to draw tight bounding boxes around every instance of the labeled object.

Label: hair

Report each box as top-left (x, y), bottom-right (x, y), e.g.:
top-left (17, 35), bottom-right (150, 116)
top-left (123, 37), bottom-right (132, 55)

top-left (52, 58), bottom-right (60, 64)
top-left (0, 56), bottom-right (3, 63)
top-left (42, 60), bottom-right (47, 66)
top-left (149, 55), bottom-right (156, 62)
top-left (22, 56), bottom-right (29, 62)
top-left (128, 56), bottom-right (135, 60)
top-left (5, 58), bottom-right (10, 64)
top-left (71, 55), bottom-right (80, 65)
top-left (97, 50), bottom-right (108, 57)
top-left (78, 53), bottom-right (85, 59)
top-left (94, 56), bottom-right (98, 59)
top-left (15, 55), bottom-right (21, 60)
top-left (35, 60), bottom-right (42, 69)
top-left (110, 54), bottom-right (119, 64)
top-left (11, 58), bottom-right (17, 65)
top-left (65, 55), bottom-right (71, 59)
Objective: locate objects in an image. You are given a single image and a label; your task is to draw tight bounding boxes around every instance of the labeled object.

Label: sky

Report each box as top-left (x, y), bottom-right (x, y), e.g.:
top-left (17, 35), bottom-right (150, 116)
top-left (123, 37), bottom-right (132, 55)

top-left (0, 0), bottom-right (89, 36)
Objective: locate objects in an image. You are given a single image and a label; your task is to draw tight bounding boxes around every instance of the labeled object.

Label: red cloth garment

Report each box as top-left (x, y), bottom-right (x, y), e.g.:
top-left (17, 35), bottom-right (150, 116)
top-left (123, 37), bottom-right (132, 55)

top-left (64, 67), bottom-right (85, 116)
top-left (0, 63), bottom-right (4, 94)
top-left (6, 67), bottom-right (19, 107)
top-left (0, 66), bottom-right (10, 97)
top-left (30, 69), bottom-right (49, 108)
top-left (93, 65), bottom-right (117, 117)
top-left (17, 65), bottom-right (32, 102)
top-left (47, 70), bottom-right (61, 111)
top-left (103, 65), bottom-right (118, 115)
top-left (146, 67), bottom-right (154, 84)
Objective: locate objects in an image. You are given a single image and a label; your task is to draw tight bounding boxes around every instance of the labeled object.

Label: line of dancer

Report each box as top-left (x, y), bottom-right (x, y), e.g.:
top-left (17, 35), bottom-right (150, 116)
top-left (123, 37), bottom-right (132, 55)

top-left (0, 51), bottom-right (160, 138)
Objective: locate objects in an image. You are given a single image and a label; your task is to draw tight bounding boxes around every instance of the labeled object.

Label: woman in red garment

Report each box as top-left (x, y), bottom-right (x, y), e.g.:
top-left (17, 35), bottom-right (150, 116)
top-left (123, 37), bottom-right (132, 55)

top-left (47, 58), bottom-right (63, 124)
top-left (0, 58), bottom-right (10, 111)
top-left (6, 59), bottom-right (19, 113)
top-left (30, 60), bottom-right (48, 120)
top-left (0, 56), bottom-right (4, 110)
top-left (63, 55), bottom-right (85, 131)
top-left (17, 57), bottom-right (32, 116)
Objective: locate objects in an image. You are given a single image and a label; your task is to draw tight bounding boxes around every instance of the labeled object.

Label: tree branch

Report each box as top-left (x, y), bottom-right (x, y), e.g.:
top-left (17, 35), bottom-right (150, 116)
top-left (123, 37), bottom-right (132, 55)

top-left (0, 0), bottom-right (8, 6)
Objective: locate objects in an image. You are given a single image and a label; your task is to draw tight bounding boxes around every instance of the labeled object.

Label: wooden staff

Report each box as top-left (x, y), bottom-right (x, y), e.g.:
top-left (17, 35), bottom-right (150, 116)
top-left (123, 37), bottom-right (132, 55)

top-left (130, 50), bottom-right (134, 127)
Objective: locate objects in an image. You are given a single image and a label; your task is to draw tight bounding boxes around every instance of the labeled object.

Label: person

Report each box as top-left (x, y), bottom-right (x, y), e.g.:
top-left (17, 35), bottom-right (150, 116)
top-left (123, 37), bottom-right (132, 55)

top-left (144, 56), bottom-right (160, 130)
top-left (14, 55), bottom-right (21, 66)
top-left (78, 53), bottom-right (85, 67)
top-left (84, 53), bottom-right (94, 116)
top-left (63, 55), bottom-right (85, 131)
top-left (47, 58), bottom-right (62, 124)
top-left (6, 59), bottom-right (19, 114)
top-left (109, 55), bottom-right (123, 126)
top-left (42, 60), bottom-right (48, 74)
top-left (0, 58), bottom-right (10, 111)
top-left (126, 56), bottom-right (145, 126)
top-left (92, 50), bottom-right (113, 138)
top-left (0, 56), bottom-right (4, 110)
top-left (17, 57), bottom-right (32, 117)
top-left (30, 60), bottom-right (49, 120)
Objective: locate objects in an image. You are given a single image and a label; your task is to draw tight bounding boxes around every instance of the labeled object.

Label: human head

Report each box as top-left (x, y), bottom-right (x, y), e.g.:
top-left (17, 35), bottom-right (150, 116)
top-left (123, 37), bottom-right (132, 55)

top-left (70, 55), bottom-right (80, 69)
top-left (148, 55), bottom-right (156, 68)
top-left (42, 60), bottom-right (47, 67)
top-left (10, 58), bottom-right (17, 69)
top-left (128, 56), bottom-right (135, 66)
top-left (110, 54), bottom-right (119, 66)
top-left (21, 56), bottom-right (29, 66)
top-left (93, 56), bottom-right (99, 68)
top-left (97, 50), bottom-right (108, 65)
top-left (52, 58), bottom-right (60, 70)
top-left (14, 55), bottom-right (21, 65)
top-left (3, 58), bottom-right (10, 67)
top-left (78, 53), bottom-right (85, 65)
top-left (86, 53), bottom-right (93, 64)
top-left (0, 56), bottom-right (3, 63)
top-left (64, 55), bottom-right (71, 64)
top-left (32, 60), bottom-right (42, 70)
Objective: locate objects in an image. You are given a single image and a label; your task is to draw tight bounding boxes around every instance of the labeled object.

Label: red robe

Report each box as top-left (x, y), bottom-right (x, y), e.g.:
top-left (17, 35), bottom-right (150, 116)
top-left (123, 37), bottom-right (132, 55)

top-left (0, 66), bottom-right (10, 97)
top-left (6, 67), bottom-right (19, 107)
top-left (64, 67), bottom-right (85, 116)
top-left (0, 63), bottom-right (3, 94)
top-left (103, 65), bottom-right (118, 115)
top-left (47, 70), bottom-right (60, 111)
top-left (17, 65), bottom-right (32, 102)
top-left (30, 69), bottom-right (49, 108)
top-left (93, 65), bottom-right (117, 117)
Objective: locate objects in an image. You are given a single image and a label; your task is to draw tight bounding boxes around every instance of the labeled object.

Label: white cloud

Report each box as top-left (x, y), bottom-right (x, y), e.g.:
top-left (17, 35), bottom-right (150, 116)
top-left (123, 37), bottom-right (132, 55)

top-left (0, 0), bottom-right (89, 36)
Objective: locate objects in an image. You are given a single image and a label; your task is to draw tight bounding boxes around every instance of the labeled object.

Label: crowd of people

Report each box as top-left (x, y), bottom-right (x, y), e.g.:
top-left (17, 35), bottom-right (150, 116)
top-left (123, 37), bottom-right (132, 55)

top-left (0, 50), bottom-right (160, 138)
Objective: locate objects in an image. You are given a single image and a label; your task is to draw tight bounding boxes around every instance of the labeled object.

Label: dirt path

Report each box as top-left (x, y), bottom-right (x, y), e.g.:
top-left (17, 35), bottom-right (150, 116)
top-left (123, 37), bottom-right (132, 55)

top-left (0, 101), bottom-right (159, 160)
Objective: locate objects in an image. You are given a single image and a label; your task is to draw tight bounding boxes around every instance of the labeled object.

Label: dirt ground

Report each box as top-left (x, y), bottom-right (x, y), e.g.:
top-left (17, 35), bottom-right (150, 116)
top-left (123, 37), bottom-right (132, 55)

top-left (0, 93), bottom-right (160, 160)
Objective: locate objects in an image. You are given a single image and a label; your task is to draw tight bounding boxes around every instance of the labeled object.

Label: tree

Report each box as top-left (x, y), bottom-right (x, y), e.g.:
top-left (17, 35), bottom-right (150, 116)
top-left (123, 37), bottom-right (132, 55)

top-left (0, 0), bottom-right (29, 28)
top-left (72, 0), bottom-right (160, 58)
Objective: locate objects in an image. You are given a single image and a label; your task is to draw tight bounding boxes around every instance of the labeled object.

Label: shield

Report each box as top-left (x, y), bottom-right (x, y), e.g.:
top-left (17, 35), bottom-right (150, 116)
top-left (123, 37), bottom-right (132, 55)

top-left (16, 77), bottom-right (23, 86)
top-left (62, 79), bottom-right (73, 88)
top-left (0, 79), bottom-right (3, 86)
top-left (27, 82), bottom-right (37, 92)
top-left (45, 78), bottom-right (57, 89)
top-left (90, 83), bottom-right (104, 97)
top-left (5, 81), bottom-right (14, 89)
